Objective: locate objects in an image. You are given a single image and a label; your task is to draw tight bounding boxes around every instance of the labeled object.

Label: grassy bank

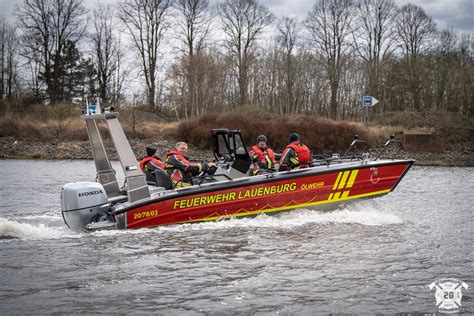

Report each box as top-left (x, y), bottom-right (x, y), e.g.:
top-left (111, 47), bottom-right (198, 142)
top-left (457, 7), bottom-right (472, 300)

top-left (0, 109), bottom-right (177, 142)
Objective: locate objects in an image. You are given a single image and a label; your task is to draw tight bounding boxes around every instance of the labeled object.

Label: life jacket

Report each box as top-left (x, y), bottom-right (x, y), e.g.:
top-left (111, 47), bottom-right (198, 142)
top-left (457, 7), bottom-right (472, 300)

top-left (166, 150), bottom-right (189, 163)
top-left (139, 156), bottom-right (165, 171)
top-left (140, 156), bottom-right (172, 188)
top-left (251, 145), bottom-right (276, 169)
top-left (287, 143), bottom-right (311, 168)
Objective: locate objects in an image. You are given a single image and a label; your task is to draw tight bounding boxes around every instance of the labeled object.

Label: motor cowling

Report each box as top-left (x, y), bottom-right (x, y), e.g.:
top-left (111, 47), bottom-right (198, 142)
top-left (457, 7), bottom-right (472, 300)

top-left (61, 182), bottom-right (109, 231)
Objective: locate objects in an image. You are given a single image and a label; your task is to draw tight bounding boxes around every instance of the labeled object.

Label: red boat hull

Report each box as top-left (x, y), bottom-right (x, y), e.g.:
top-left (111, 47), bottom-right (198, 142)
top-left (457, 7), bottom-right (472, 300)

top-left (119, 161), bottom-right (412, 229)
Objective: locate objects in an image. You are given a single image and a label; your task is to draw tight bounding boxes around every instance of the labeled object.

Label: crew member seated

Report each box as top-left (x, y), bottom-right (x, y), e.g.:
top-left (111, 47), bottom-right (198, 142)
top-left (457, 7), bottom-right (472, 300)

top-left (278, 133), bottom-right (313, 171)
top-left (248, 135), bottom-right (276, 175)
top-left (139, 146), bottom-right (171, 189)
top-left (166, 142), bottom-right (215, 186)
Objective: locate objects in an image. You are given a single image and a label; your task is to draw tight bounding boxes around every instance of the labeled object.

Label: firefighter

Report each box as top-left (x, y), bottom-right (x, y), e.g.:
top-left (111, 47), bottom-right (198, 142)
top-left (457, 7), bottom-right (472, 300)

top-left (248, 135), bottom-right (276, 175)
top-left (278, 133), bottom-right (313, 171)
top-left (139, 146), bottom-right (169, 187)
top-left (166, 142), bottom-right (215, 186)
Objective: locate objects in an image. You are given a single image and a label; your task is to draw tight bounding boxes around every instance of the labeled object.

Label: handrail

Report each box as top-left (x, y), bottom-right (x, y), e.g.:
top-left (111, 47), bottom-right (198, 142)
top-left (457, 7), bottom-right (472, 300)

top-left (309, 135), bottom-right (368, 167)
top-left (374, 135), bottom-right (403, 160)
top-left (311, 155), bottom-right (336, 167)
top-left (341, 135), bottom-right (367, 160)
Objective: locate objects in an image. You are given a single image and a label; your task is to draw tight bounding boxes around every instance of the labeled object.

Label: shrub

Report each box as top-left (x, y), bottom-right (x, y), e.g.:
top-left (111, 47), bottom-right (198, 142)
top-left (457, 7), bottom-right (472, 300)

top-left (176, 113), bottom-right (374, 154)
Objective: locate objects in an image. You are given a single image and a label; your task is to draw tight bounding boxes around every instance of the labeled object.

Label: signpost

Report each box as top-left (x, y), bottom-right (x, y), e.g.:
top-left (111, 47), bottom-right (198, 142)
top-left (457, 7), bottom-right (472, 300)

top-left (362, 96), bottom-right (379, 127)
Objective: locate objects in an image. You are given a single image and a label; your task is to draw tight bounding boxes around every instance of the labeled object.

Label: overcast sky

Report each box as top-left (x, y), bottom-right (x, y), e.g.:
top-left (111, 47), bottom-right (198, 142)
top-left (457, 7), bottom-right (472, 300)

top-left (263, 0), bottom-right (473, 33)
top-left (1, 0), bottom-right (473, 34)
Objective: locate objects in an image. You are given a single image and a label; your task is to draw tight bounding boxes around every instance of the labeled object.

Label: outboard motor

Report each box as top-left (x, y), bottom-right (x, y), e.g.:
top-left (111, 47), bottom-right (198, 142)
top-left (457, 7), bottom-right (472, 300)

top-left (61, 182), bottom-right (110, 231)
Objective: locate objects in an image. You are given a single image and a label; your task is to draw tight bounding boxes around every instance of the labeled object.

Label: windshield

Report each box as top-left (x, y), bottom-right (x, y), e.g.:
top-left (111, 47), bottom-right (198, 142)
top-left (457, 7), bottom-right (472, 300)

top-left (234, 134), bottom-right (246, 155)
top-left (217, 134), bottom-right (229, 156)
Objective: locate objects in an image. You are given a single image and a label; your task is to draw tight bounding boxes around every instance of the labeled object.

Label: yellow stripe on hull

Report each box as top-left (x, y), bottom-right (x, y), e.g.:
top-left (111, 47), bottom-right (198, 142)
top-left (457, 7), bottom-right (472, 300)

top-left (337, 171), bottom-right (351, 189)
top-left (346, 170), bottom-right (359, 188)
top-left (183, 188), bottom-right (391, 223)
top-left (333, 172), bottom-right (342, 190)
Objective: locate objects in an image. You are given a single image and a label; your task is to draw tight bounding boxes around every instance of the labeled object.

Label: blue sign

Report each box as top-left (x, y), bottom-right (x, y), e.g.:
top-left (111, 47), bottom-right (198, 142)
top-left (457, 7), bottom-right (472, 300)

top-left (362, 96), bottom-right (379, 107)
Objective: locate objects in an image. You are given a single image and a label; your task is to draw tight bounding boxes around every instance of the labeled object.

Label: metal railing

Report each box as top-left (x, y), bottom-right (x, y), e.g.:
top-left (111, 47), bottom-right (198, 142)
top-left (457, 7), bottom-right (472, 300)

top-left (374, 135), bottom-right (404, 160)
top-left (341, 135), bottom-right (368, 160)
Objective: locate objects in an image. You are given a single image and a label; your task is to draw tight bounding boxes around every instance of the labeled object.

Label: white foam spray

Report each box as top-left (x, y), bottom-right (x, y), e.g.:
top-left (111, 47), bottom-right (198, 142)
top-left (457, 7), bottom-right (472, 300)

top-left (1, 200), bottom-right (402, 239)
top-left (0, 217), bottom-right (79, 240)
top-left (156, 200), bottom-right (403, 233)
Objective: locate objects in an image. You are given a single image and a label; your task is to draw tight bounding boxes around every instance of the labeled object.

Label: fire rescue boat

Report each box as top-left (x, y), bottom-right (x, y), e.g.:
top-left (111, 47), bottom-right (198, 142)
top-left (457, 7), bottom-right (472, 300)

top-left (60, 100), bottom-right (414, 231)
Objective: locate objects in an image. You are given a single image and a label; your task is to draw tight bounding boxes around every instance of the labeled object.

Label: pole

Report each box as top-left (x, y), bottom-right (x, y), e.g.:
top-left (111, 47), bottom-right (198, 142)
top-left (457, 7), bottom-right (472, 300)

top-left (364, 106), bottom-right (368, 128)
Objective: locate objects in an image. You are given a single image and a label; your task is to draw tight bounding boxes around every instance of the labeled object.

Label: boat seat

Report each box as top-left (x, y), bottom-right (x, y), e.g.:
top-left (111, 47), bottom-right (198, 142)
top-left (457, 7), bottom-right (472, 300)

top-left (146, 169), bottom-right (173, 190)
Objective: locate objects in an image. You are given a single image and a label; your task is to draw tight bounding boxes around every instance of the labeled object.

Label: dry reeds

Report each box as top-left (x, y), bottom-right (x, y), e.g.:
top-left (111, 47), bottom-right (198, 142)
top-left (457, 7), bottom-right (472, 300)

top-left (0, 105), bottom-right (176, 142)
top-left (177, 113), bottom-right (376, 154)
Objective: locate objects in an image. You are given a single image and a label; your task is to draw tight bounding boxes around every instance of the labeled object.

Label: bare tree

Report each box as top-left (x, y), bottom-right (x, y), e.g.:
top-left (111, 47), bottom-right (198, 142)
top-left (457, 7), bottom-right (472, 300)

top-left (457, 33), bottom-right (474, 116)
top-left (25, 47), bottom-right (44, 103)
top-left (397, 4), bottom-right (436, 58)
top-left (175, 0), bottom-right (210, 56)
top-left (432, 29), bottom-right (457, 110)
top-left (306, 0), bottom-right (355, 120)
top-left (166, 49), bottom-right (228, 119)
top-left (218, 0), bottom-right (274, 107)
top-left (110, 34), bottom-right (130, 107)
top-left (175, 0), bottom-right (212, 118)
top-left (92, 4), bottom-right (117, 104)
top-left (396, 3), bottom-right (436, 111)
top-left (277, 16), bottom-right (300, 114)
top-left (0, 20), bottom-right (19, 101)
top-left (118, 0), bottom-right (171, 112)
top-left (17, 0), bottom-right (88, 103)
top-left (353, 0), bottom-right (397, 109)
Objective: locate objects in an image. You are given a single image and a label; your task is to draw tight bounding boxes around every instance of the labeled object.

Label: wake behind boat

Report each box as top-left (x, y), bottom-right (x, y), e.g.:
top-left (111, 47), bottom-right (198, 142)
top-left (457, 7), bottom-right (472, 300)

top-left (61, 101), bottom-right (413, 231)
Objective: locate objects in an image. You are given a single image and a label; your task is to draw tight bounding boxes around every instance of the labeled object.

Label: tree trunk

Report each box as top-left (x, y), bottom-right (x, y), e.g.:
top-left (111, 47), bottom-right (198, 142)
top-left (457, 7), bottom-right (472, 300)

top-left (330, 79), bottom-right (338, 120)
top-left (100, 73), bottom-right (108, 102)
top-left (239, 65), bottom-right (247, 107)
top-left (148, 85), bottom-right (156, 112)
top-left (188, 56), bottom-right (195, 117)
top-left (239, 52), bottom-right (246, 108)
top-left (0, 41), bottom-right (4, 101)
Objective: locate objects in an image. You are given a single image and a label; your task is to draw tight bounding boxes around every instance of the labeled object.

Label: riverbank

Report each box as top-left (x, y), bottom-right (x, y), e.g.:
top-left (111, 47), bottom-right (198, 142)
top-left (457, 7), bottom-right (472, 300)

top-left (0, 137), bottom-right (211, 162)
top-left (1, 110), bottom-right (472, 166)
top-left (1, 136), bottom-right (472, 166)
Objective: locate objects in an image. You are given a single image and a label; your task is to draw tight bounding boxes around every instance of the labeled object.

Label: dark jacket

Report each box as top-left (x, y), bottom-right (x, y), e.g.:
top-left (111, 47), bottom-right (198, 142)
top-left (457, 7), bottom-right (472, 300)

top-left (165, 150), bottom-right (207, 185)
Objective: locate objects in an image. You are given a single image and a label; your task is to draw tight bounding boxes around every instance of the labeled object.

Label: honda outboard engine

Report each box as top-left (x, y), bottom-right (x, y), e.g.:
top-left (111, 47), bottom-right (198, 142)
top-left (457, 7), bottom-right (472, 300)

top-left (61, 182), bottom-right (110, 231)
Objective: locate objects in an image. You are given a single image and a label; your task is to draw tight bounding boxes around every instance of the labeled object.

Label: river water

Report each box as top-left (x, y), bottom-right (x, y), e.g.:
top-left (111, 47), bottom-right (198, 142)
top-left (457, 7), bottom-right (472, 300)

top-left (0, 160), bottom-right (472, 314)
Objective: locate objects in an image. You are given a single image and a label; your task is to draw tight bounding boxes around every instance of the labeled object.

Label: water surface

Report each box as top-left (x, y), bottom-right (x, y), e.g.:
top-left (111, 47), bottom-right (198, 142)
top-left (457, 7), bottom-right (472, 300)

top-left (0, 160), bottom-right (472, 314)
